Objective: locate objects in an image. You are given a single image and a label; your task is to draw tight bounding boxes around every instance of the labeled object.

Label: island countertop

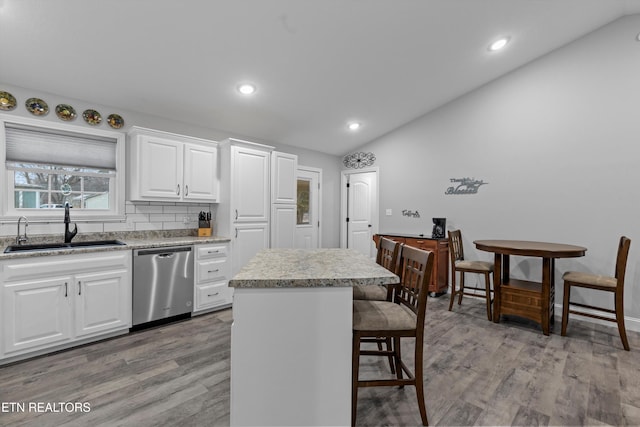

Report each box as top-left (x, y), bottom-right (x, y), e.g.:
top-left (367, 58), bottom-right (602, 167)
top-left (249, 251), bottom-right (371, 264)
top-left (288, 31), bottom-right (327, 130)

top-left (228, 248), bottom-right (399, 288)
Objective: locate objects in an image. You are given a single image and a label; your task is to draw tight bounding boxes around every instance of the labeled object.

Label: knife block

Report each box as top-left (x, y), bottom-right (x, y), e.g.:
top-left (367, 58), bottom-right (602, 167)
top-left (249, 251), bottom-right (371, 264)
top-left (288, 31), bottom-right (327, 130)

top-left (198, 220), bottom-right (212, 237)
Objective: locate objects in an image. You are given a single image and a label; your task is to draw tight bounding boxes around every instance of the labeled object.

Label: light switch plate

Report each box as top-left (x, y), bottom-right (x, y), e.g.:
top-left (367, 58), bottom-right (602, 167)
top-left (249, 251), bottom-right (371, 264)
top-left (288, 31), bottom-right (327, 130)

top-left (385, 209), bottom-right (392, 216)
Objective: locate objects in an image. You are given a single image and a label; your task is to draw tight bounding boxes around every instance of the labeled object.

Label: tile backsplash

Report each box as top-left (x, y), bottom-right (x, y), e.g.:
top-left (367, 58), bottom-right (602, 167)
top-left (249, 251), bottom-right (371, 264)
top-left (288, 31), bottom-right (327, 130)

top-left (0, 201), bottom-right (216, 238)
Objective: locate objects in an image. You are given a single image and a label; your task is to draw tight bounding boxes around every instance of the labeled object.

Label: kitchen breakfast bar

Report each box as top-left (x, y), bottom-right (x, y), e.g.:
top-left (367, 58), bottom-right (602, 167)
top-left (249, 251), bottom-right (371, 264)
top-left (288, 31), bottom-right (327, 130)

top-left (228, 248), bottom-right (398, 426)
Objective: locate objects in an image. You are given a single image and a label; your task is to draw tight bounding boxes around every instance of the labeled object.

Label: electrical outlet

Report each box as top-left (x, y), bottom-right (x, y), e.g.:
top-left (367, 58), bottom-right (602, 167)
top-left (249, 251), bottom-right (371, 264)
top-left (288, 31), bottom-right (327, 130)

top-left (386, 209), bottom-right (392, 216)
top-left (182, 215), bottom-right (191, 224)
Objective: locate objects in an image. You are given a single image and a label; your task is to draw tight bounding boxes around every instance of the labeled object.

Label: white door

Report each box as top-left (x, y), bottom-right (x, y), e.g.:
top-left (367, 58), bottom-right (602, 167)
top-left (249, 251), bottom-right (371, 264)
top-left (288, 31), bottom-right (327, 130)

top-left (342, 170), bottom-right (378, 258)
top-left (233, 223), bottom-right (270, 276)
top-left (2, 277), bottom-right (73, 355)
top-left (295, 167), bottom-right (321, 249)
top-left (183, 143), bottom-right (218, 202)
top-left (75, 268), bottom-right (131, 338)
top-left (232, 146), bottom-right (270, 222)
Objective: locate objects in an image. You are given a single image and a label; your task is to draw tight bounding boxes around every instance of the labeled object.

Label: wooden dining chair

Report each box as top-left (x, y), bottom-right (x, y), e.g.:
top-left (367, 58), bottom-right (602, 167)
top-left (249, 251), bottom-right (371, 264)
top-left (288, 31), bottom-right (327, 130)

top-left (353, 237), bottom-right (401, 301)
top-left (352, 245), bottom-right (434, 426)
top-left (448, 229), bottom-right (494, 320)
top-left (561, 236), bottom-right (632, 351)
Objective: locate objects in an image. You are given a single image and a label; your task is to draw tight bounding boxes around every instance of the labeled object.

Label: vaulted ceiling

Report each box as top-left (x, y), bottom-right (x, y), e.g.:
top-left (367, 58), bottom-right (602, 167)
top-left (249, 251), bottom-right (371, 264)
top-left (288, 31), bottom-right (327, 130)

top-left (2, 0), bottom-right (640, 156)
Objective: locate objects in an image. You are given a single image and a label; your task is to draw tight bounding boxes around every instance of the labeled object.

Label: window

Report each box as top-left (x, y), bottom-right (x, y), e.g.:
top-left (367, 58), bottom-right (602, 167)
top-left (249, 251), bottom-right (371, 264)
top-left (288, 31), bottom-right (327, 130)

top-left (1, 116), bottom-right (125, 220)
top-left (297, 178), bottom-right (310, 225)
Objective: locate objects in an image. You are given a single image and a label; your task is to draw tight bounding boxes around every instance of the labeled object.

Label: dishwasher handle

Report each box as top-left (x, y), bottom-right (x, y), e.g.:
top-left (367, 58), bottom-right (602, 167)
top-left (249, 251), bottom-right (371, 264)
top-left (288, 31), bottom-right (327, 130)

top-left (134, 246), bottom-right (193, 256)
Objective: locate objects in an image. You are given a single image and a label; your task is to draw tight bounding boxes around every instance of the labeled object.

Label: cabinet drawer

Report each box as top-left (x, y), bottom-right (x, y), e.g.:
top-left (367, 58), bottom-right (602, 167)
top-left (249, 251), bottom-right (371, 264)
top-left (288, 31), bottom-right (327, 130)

top-left (197, 258), bottom-right (229, 282)
top-left (195, 281), bottom-right (231, 310)
top-left (405, 238), bottom-right (437, 251)
top-left (197, 244), bottom-right (229, 259)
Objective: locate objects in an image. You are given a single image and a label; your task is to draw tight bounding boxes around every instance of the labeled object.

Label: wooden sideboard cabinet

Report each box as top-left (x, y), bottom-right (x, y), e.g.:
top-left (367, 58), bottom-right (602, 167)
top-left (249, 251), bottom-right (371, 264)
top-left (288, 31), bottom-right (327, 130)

top-left (374, 233), bottom-right (449, 295)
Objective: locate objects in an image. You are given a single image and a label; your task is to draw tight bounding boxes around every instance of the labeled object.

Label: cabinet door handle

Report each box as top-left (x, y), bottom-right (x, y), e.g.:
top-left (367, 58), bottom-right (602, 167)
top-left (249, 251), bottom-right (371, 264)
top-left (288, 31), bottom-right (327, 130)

top-left (207, 292), bottom-right (220, 297)
top-left (235, 228), bottom-right (238, 238)
top-left (207, 250), bottom-right (220, 254)
top-left (78, 281), bottom-right (81, 296)
top-left (64, 282), bottom-right (68, 297)
top-left (185, 185), bottom-right (189, 196)
top-left (176, 184), bottom-right (180, 195)
top-left (207, 269), bottom-right (219, 273)
top-left (235, 209), bottom-right (238, 220)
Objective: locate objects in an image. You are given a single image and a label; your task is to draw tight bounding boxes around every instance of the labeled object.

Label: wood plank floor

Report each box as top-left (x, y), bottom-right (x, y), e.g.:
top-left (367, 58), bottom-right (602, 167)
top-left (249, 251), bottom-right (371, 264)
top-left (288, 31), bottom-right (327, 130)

top-left (1, 295), bottom-right (639, 426)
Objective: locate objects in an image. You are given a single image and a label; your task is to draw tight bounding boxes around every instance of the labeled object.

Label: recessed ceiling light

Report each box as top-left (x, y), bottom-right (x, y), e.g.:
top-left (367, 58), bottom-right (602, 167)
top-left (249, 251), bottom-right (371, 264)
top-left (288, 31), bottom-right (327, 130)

top-left (488, 37), bottom-right (510, 51)
top-left (237, 83), bottom-right (256, 95)
top-left (348, 122), bottom-right (361, 131)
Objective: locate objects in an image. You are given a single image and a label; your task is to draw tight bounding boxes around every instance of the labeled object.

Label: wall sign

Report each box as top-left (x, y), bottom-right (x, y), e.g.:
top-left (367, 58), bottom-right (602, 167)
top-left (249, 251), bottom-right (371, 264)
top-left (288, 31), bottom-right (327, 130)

top-left (445, 177), bottom-right (488, 195)
top-left (402, 210), bottom-right (420, 218)
top-left (343, 152), bottom-right (376, 169)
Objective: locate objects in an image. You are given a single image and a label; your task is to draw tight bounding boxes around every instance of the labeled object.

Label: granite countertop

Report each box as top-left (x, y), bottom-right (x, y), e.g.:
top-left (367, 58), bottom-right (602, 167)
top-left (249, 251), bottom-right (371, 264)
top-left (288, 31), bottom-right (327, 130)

top-left (229, 248), bottom-right (399, 289)
top-left (0, 230), bottom-right (231, 260)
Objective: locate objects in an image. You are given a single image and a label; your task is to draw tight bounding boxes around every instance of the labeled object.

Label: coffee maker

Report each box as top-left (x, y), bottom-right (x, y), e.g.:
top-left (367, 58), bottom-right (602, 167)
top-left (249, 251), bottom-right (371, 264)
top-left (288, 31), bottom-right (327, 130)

top-left (432, 218), bottom-right (446, 238)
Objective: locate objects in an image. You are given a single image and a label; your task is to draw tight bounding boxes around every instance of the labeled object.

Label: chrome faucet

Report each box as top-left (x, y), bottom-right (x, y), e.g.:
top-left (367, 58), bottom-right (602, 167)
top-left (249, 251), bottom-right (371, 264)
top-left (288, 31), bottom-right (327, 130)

top-left (16, 216), bottom-right (29, 245)
top-left (64, 202), bottom-right (77, 243)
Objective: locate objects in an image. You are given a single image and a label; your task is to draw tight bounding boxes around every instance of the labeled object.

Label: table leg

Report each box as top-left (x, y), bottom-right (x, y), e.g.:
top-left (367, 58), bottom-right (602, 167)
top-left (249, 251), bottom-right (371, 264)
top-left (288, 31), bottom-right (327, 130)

top-left (541, 257), bottom-right (551, 335)
top-left (550, 258), bottom-right (555, 325)
top-left (493, 253), bottom-right (501, 323)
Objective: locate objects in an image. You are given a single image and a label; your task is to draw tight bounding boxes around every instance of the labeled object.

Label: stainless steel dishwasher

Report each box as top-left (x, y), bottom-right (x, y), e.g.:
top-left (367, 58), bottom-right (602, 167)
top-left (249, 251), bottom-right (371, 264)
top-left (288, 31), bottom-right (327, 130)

top-left (132, 246), bottom-right (194, 326)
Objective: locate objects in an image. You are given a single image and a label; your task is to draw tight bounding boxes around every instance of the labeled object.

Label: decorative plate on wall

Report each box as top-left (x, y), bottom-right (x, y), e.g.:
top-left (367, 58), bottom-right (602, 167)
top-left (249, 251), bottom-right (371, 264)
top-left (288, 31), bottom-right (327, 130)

top-left (55, 104), bottom-right (77, 121)
top-left (82, 109), bottom-right (102, 125)
top-left (0, 91), bottom-right (17, 111)
top-left (25, 98), bottom-right (49, 116)
top-left (107, 113), bottom-right (124, 129)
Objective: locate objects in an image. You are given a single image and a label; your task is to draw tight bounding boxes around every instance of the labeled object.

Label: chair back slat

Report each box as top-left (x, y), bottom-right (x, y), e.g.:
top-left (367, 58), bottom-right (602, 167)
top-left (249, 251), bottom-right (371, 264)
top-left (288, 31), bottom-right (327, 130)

top-left (376, 237), bottom-right (401, 275)
top-left (448, 229), bottom-right (464, 263)
top-left (615, 236), bottom-right (632, 285)
top-left (395, 245), bottom-right (434, 325)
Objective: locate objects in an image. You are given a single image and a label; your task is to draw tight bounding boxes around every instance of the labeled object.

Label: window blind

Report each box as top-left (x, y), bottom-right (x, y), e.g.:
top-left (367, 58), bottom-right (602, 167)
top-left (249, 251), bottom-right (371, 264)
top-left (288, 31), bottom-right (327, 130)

top-left (5, 123), bottom-right (117, 170)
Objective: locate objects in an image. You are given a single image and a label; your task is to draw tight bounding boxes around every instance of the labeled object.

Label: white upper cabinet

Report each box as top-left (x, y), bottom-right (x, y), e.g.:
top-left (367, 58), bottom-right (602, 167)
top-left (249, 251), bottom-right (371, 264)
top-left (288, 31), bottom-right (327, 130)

top-left (231, 145), bottom-right (270, 222)
top-left (184, 143), bottom-right (218, 201)
top-left (271, 151), bottom-right (298, 204)
top-left (127, 127), bottom-right (218, 203)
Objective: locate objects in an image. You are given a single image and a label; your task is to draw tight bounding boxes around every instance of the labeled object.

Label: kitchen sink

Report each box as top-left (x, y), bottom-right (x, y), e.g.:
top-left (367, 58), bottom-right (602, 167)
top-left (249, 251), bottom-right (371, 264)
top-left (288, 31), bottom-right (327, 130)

top-left (3, 239), bottom-right (127, 253)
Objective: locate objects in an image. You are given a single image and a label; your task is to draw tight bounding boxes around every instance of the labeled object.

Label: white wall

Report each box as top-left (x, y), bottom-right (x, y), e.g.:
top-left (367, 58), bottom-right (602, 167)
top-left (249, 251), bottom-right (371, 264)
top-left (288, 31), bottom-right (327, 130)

top-left (356, 15), bottom-right (640, 327)
top-left (0, 83), bottom-right (341, 247)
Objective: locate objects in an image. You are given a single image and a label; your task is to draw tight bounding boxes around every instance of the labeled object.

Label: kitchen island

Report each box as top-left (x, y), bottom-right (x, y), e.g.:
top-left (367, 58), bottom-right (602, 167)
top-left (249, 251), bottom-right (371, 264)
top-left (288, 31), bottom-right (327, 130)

top-left (228, 248), bottom-right (398, 427)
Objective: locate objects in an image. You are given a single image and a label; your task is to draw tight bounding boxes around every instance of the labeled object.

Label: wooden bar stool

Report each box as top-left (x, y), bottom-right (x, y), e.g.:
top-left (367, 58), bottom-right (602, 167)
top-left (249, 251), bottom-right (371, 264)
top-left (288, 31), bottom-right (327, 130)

top-left (353, 237), bottom-right (401, 301)
top-left (354, 237), bottom-right (402, 373)
top-left (352, 245), bottom-right (434, 426)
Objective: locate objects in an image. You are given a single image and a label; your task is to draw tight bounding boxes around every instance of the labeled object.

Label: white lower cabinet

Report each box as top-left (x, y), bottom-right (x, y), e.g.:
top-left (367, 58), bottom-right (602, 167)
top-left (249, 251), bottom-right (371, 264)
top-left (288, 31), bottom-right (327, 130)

top-left (74, 268), bottom-right (130, 338)
top-left (194, 242), bottom-right (232, 313)
top-left (2, 276), bottom-right (73, 355)
top-left (232, 223), bottom-right (269, 277)
top-left (271, 204), bottom-right (296, 248)
top-left (1, 251), bottom-right (131, 361)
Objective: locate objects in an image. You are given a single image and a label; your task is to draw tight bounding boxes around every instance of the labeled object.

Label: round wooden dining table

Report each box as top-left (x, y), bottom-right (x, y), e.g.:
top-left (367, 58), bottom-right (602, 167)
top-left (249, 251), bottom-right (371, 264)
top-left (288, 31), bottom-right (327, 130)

top-left (474, 240), bottom-right (587, 335)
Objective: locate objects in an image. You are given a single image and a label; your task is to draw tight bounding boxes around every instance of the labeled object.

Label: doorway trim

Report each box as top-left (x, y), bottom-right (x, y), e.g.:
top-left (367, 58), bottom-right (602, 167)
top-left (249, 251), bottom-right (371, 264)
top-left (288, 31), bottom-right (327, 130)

top-left (340, 166), bottom-right (379, 250)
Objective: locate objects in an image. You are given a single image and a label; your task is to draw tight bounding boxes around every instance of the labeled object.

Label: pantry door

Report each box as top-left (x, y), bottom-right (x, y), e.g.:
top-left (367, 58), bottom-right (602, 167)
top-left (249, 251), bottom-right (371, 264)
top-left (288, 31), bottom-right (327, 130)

top-left (341, 168), bottom-right (378, 259)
